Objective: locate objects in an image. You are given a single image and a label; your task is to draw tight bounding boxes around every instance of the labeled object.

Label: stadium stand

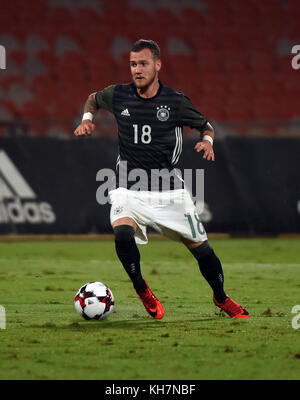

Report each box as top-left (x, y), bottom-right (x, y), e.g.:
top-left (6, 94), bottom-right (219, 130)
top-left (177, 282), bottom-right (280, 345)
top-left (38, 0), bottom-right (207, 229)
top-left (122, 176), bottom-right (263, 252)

top-left (0, 0), bottom-right (299, 137)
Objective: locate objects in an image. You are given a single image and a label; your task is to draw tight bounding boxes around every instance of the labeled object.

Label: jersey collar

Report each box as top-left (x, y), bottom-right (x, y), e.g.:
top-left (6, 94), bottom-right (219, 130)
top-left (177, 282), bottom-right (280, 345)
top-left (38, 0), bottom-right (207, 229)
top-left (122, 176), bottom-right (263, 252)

top-left (132, 80), bottom-right (163, 101)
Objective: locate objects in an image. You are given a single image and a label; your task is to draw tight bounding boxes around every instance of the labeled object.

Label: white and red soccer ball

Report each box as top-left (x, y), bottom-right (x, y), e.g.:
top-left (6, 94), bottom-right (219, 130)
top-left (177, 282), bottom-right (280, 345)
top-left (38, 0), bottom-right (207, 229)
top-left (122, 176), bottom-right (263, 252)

top-left (74, 281), bottom-right (114, 320)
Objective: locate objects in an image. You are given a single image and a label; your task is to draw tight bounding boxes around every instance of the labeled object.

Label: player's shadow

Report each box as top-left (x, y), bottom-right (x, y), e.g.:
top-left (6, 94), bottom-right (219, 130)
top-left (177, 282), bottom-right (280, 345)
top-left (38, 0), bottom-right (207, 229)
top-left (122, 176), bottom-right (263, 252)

top-left (63, 316), bottom-right (215, 331)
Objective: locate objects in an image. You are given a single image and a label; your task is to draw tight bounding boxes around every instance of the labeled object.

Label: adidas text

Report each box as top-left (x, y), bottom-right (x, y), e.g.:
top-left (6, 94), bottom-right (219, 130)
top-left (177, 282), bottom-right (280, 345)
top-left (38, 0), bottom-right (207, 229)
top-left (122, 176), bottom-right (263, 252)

top-left (0, 150), bottom-right (56, 225)
top-left (0, 198), bottom-right (56, 224)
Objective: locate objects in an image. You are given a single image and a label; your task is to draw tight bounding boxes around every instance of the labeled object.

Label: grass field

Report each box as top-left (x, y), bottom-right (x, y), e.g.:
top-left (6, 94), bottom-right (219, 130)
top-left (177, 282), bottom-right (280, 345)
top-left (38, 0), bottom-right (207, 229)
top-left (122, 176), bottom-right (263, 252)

top-left (0, 237), bottom-right (300, 380)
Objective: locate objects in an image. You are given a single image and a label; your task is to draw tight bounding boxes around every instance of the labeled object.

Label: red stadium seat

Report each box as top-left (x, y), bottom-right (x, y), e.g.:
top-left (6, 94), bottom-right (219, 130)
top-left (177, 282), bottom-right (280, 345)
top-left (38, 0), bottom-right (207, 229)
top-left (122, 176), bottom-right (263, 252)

top-left (20, 99), bottom-right (48, 120)
top-left (223, 97), bottom-right (253, 121)
top-left (0, 75), bottom-right (24, 91)
top-left (0, 0), bottom-right (297, 136)
top-left (0, 99), bottom-right (20, 118)
top-left (252, 96), bottom-right (279, 121)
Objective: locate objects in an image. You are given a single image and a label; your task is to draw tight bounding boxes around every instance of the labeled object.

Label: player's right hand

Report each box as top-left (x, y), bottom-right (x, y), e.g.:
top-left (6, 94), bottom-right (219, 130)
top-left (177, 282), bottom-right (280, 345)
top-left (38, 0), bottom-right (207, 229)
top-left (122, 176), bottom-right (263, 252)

top-left (74, 120), bottom-right (96, 136)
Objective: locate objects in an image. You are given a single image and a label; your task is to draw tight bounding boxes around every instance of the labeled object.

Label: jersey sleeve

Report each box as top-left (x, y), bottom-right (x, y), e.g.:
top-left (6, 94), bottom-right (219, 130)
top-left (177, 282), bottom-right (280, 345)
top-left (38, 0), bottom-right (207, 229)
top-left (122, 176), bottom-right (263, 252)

top-left (178, 95), bottom-right (208, 131)
top-left (95, 85), bottom-right (116, 112)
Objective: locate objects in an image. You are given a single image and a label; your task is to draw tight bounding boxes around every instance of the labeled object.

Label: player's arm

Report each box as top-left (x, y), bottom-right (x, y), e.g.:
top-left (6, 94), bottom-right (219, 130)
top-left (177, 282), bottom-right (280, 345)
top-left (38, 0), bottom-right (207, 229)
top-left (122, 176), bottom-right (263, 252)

top-left (178, 95), bottom-right (215, 161)
top-left (194, 121), bottom-right (215, 161)
top-left (74, 85), bottom-right (115, 137)
top-left (74, 93), bottom-right (97, 136)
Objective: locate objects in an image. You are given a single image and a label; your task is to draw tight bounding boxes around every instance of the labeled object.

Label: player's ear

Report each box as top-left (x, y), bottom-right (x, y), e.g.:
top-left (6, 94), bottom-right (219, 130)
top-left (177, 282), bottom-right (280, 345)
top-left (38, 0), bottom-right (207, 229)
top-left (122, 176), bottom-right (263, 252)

top-left (156, 59), bottom-right (162, 72)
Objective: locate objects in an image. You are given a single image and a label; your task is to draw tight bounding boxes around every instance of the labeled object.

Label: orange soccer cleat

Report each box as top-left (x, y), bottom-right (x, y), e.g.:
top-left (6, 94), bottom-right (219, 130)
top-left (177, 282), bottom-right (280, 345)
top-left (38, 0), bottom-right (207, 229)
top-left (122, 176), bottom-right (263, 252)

top-left (213, 296), bottom-right (250, 318)
top-left (137, 281), bottom-right (164, 319)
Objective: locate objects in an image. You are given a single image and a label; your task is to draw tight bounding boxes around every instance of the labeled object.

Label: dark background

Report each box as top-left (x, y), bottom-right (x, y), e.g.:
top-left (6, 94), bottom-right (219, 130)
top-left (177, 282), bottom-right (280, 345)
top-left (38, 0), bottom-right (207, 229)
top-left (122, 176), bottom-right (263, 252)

top-left (0, 136), bottom-right (299, 234)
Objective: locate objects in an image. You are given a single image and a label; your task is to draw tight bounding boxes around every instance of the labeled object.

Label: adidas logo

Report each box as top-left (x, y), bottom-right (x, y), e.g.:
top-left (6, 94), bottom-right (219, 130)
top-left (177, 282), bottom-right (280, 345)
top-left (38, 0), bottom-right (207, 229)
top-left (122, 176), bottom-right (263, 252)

top-left (121, 108), bottom-right (130, 116)
top-left (0, 150), bottom-right (56, 224)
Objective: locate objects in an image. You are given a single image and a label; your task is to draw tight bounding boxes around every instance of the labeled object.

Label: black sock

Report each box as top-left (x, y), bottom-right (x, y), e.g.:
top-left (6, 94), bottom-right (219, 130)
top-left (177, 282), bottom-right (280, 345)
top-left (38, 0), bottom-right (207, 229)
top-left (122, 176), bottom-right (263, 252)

top-left (190, 241), bottom-right (227, 303)
top-left (114, 225), bottom-right (147, 293)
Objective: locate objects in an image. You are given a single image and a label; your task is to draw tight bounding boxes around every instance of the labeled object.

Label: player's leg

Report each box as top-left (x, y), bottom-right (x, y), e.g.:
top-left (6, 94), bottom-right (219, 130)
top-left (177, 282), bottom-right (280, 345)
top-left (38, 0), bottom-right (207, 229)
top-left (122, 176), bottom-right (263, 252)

top-left (181, 237), bottom-right (227, 303)
top-left (112, 217), bottom-right (164, 319)
top-left (182, 237), bottom-right (249, 318)
top-left (113, 217), bottom-right (147, 293)
top-left (151, 190), bottom-right (225, 303)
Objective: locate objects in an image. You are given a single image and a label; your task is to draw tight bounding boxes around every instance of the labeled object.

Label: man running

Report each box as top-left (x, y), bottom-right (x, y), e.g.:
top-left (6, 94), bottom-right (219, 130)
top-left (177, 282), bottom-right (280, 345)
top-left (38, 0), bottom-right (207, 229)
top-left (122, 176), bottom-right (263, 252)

top-left (74, 39), bottom-right (249, 320)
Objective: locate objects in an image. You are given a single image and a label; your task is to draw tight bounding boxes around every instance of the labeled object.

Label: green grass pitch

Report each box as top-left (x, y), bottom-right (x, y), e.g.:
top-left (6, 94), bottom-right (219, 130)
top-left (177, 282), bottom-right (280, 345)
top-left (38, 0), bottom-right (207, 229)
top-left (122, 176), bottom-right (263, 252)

top-left (0, 237), bottom-right (299, 380)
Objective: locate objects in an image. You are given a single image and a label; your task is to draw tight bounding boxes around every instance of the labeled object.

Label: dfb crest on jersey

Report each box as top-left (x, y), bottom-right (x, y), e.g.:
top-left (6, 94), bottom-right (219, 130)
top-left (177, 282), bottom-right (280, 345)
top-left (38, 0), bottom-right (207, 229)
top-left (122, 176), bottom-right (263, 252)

top-left (156, 105), bottom-right (170, 122)
top-left (113, 205), bottom-right (124, 215)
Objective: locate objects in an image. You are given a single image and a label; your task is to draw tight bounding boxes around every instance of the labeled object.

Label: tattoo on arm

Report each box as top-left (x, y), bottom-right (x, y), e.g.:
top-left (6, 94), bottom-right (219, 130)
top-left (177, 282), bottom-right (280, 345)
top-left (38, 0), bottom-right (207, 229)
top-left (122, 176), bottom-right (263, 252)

top-left (84, 93), bottom-right (98, 115)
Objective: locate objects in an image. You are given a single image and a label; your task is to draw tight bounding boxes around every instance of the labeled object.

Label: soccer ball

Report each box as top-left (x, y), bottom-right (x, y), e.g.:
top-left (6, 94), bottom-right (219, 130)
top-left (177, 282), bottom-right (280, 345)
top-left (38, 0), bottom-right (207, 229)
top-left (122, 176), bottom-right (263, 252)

top-left (74, 281), bottom-right (114, 320)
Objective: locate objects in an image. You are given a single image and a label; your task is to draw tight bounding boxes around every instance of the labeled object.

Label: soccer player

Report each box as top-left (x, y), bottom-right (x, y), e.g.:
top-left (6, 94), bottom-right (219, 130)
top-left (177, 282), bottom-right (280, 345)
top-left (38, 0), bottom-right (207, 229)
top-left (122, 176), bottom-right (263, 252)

top-left (74, 39), bottom-right (249, 319)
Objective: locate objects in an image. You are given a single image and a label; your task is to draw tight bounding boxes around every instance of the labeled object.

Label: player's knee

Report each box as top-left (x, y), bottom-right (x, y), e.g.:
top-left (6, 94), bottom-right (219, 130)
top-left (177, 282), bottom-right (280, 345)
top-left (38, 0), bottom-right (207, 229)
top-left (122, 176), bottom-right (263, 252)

top-left (113, 225), bottom-right (135, 242)
top-left (189, 240), bottom-right (214, 260)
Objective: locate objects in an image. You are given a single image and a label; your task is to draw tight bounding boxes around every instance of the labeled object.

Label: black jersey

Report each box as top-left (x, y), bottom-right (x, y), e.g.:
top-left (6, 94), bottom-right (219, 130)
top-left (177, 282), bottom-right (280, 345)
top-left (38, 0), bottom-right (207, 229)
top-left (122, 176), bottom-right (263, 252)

top-left (95, 82), bottom-right (208, 190)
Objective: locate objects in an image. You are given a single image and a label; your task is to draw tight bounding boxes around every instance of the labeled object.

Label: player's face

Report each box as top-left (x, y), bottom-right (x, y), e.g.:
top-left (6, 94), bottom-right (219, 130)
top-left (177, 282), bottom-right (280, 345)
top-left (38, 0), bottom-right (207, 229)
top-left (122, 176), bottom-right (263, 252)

top-left (130, 48), bottom-right (161, 90)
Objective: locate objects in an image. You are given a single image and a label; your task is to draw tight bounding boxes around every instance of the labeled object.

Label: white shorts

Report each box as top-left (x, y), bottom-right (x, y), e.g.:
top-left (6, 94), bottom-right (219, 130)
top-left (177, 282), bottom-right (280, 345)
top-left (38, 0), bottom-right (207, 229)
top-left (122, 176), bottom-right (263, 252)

top-left (109, 188), bottom-right (207, 244)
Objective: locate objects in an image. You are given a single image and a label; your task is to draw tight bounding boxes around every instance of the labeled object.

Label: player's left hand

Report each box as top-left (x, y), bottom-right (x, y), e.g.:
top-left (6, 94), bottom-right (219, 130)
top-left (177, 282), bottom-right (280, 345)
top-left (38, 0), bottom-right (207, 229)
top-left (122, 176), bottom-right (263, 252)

top-left (194, 141), bottom-right (215, 161)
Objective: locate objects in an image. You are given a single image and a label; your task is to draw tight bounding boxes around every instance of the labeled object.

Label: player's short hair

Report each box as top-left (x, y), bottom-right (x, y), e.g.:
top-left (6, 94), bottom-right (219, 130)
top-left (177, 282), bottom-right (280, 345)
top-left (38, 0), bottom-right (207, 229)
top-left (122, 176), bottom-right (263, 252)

top-left (131, 39), bottom-right (161, 60)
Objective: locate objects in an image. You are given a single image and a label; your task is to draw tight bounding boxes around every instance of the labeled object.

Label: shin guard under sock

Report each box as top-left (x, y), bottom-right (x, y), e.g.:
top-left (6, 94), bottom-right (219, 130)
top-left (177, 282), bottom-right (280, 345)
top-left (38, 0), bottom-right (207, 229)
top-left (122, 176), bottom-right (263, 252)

top-left (113, 225), bottom-right (147, 293)
top-left (190, 241), bottom-right (227, 303)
